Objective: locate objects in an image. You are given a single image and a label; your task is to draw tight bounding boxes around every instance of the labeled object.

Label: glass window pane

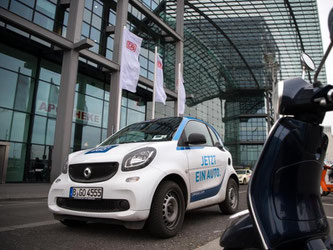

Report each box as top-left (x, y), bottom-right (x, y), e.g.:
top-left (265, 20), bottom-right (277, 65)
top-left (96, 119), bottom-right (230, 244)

top-left (33, 12), bottom-right (54, 30)
top-left (127, 109), bottom-right (145, 126)
top-left (120, 107), bottom-right (126, 129)
top-left (35, 81), bottom-right (59, 117)
top-left (81, 125), bottom-right (101, 149)
top-left (36, 0), bottom-right (55, 18)
top-left (0, 108), bottom-right (12, 140)
top-left (103, 101), bottom-right (108, 128)
top-left (83, 8), bottom-right (91, 23)
top-left (90, 27), bottom-right (100, 43)
top-left (39, 59), bottom-right (61, 85)
top-left (31, 115), bottom-right (46, 144)
top-left (92, 1), bottom-right (103, 16)
top-left (85, 0), bottom-right (92, 9)
top-left (0, 44), bottom-right (37, 77)
top-left (6, 142), bottom-right (26, 182)
top-left (184, 121), bottom-right (213, 146)
top-left (77, 74), bottom-right (104, 99)
top-left (82, 22), bottom-right (90, 37)
top-left (0, 0), bottom-right (9, 8)
top-left (46, 118), bottom-right (55, 145)
top-left (73, 93), bottom-right (103, 127)
top-left (10, 111), bottom-right (30, 142)
top-left (92, 14), bottom-right (101, 29)
top-left (0, 69), bottom-right (18, 109)
top-left (10, 0), bottom-right (33, 20)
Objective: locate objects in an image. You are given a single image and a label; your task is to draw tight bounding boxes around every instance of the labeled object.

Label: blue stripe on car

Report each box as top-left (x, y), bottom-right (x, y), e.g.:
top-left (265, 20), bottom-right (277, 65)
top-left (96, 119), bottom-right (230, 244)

top-left (85, 145), bottom-right (118, 154)
top-left (176, 146), bottom-right (204, 150)
top-left (190, 174), bottom-right (225, 202)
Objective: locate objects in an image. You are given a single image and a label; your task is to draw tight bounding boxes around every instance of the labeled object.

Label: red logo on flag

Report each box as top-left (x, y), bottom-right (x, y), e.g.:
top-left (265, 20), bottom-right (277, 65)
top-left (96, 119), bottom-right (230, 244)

top-left (157, 61), bottom-right (163, 69)
top-left (126, 41), bottom-right (137, 52)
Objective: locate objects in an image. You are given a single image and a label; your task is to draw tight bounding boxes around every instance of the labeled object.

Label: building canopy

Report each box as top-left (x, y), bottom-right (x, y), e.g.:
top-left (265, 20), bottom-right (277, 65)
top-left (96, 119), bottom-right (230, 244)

top-left (155, 0), bottom-right (326, 106)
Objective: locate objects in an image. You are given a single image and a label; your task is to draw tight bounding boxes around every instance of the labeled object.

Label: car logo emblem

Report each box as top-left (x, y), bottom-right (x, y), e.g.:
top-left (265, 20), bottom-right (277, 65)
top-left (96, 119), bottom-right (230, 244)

top-left (84, 167), bottom-right (92, 179)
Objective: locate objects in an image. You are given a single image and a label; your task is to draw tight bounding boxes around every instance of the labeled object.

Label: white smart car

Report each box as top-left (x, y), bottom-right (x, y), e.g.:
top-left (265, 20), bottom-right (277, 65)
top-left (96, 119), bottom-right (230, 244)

top-left (48, 116), bottom-right (239, 238)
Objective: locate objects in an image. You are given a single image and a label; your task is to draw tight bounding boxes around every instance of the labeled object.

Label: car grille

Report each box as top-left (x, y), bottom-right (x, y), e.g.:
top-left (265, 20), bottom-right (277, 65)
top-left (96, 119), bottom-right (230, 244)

top-left (57, 198), bottom-right (130, 212)
top-left (69, 162), bottom-right (118, 183)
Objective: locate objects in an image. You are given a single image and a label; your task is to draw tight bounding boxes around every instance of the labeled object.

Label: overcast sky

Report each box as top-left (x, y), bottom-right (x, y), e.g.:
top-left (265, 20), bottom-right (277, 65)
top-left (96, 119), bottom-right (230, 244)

top-left (317, 0), bottom-right (333, 131)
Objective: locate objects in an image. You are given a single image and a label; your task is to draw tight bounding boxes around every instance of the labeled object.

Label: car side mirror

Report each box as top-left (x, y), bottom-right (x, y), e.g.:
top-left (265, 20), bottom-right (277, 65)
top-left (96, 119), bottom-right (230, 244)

top-left (300, 52), bottom-right (315, 71)
top-left (214, 141), bottom-right (224, 149)
top-left (186, 133), bottom-right (206, 145)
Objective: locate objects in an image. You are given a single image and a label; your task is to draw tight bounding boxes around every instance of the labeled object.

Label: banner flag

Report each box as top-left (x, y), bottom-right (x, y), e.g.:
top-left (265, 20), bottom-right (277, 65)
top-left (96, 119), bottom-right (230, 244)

top-left (178, 64), bottom-right (186, 115)
top-left (119, 28), bottom-right (142, 93)
top-left (154, 53), bottom-right (166, 104)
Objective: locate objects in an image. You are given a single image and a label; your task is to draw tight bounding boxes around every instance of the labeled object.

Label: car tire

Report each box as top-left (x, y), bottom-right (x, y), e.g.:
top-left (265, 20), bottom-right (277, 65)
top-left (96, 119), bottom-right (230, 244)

top-left (147, 181), bottom-right (185, 238)
top-left (60, 219), bottom-right (86, 227)
top-left (219, 178), bottom-right (239, 214)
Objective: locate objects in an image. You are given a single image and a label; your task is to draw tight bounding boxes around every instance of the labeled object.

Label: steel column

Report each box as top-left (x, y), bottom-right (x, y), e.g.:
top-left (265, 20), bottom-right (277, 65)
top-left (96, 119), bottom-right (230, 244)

top-left (51, 0), bottom-right (84, 181)
top-left (175, 0), bottom-right (184, 116)
top-left (107, 0), bottom-right (129, 136)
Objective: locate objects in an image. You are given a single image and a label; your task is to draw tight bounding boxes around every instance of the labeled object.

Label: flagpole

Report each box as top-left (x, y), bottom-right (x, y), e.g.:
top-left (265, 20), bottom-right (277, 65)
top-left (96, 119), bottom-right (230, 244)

top-left (115, 26), bottom-right (127, 132)
top-left (177, 63), bottom-right (181, 117)
top-left (152, 46), bottom-right (158, 120)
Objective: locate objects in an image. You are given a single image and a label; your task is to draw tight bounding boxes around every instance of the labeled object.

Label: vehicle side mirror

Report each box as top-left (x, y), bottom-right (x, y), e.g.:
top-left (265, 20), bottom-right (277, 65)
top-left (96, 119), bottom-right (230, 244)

top-left (186, 133), bottom-right (206, 145)
top-left (214, 141), bottom-right (224, 149)
top-left (300, 53), bottom-right (315, 71)
top-left (329, 8), bottom-right (333, 41)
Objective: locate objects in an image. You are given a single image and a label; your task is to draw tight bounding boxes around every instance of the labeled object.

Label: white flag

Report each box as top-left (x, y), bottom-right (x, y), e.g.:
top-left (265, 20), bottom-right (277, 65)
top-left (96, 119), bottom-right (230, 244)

top-left (119, 29), bottom-right (142, 93)
top-left (154, 53), bottom-right (166, 104)
top-left (178, 68), bottom-right (186, 115)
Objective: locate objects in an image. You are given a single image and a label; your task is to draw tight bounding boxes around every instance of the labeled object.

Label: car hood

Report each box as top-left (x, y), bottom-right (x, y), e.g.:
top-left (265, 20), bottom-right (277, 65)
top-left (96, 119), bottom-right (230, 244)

top-left (68, 142), bottom-right (158, 165)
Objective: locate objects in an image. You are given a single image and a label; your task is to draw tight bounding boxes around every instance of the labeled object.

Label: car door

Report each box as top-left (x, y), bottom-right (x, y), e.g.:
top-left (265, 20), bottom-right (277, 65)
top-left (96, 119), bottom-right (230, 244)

top-left (180, 120), bottom-right (227, 203)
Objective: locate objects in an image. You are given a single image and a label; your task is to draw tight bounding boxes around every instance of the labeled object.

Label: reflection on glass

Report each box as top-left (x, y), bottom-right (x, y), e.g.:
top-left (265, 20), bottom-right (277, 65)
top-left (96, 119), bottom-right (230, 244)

top-left (73, 93), bottom-right (103, 127)
top-left (31, 115), bottom-right (46, 144)
top-left (6, 142), bottom-right (26, 182)
top-left (35, 81), bottom-right (59, 117)
top-left (39, 60), bottom-right (61, 85)
top-left (33, 12), bottom-right (54, 31)
top-left (0, 44), bottom-right (37, 77)
top-left (10, 0), bottom-right (33, 20)
top-left (36, 0), bottom-right (56, 19)
top-left (46, 118), bottom-right (55, 145)
top-left (0, 108), bottom-right (12, 140)
top-left (10, 112), bottom-right (30, 142)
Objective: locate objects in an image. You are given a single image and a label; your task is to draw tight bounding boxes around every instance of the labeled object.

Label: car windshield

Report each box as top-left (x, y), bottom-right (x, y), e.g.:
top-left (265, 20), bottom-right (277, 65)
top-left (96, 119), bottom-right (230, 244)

top-left (100, 117), bottom-right (183, 145)
top-left (236, 170), bottom-right (246, 175)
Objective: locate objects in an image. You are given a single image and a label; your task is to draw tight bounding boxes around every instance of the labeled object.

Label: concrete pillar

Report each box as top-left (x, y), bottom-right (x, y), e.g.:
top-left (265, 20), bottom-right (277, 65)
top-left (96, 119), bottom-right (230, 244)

top-left (51, 1), bottom-right (84, 181)
top-left (175, 0), bottom-right (184, 116)
top-left (107, 0), bottom-right (129, 136)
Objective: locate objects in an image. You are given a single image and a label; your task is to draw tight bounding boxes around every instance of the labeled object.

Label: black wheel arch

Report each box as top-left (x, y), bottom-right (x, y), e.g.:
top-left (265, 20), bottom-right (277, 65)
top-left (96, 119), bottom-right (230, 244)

top-left (157, 174), bottom-right (188, 208)
top-left (229, 173), bottom-right (239, 187)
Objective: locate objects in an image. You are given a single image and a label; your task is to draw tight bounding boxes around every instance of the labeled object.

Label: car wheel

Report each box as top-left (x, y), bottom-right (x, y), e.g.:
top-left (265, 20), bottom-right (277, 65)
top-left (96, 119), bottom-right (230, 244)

top-left (147, 181), bottom-right (185, 238)
top-left (243, 178), bottom-right (246, 185)
top-left (60, 219), bottom-right (86, 227)
top-left (219, 178), bottom-right (239, 214)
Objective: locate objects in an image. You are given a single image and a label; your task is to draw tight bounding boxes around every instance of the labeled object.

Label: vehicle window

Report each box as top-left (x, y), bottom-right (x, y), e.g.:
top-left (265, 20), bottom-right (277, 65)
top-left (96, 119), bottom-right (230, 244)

top-left (183, 121), bottom-right (213, 146)
top-left (100, 117), bottom-right (182, 145)
top-left (208, 126), bottom-right (221, 147)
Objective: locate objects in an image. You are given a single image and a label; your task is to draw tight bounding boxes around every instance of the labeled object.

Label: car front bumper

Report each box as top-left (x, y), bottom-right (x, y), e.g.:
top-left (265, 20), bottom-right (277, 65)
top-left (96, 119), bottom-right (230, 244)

top-left (48, 167), bottom-right (165, 224)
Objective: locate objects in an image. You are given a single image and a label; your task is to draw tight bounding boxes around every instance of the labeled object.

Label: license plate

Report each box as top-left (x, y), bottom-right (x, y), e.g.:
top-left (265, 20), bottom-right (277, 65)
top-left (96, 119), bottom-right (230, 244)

top-left (70, 187), bottom-right (103, 200)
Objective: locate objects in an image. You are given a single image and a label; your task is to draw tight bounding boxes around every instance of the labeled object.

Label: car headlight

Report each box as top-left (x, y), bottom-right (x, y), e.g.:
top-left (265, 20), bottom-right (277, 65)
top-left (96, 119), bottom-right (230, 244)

top-left (122, 147), bottom-right (156, 171)
top-left (61, 161), bottom-right (69, 174)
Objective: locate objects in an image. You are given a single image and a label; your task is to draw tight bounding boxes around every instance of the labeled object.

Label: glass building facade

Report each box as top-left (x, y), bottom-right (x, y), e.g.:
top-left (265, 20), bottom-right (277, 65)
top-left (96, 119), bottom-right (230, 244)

top-left (0, 0), bottom-right (325, 182)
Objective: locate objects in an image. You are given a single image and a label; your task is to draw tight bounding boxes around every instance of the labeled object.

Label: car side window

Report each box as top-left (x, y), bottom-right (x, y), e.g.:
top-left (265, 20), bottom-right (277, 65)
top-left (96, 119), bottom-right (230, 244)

top-left (208, 126), bottom-right (222, 147)
top-left (183, 121), bottom-right (213, 146)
